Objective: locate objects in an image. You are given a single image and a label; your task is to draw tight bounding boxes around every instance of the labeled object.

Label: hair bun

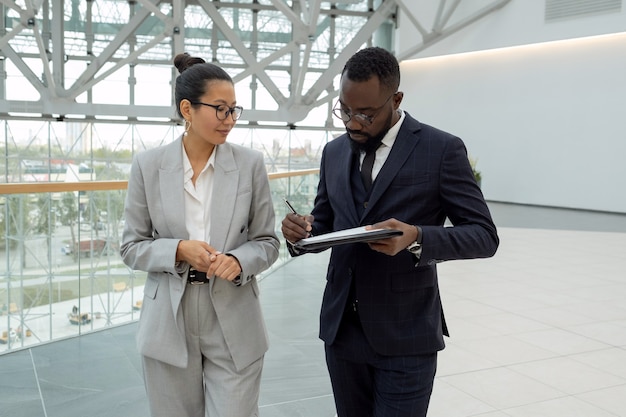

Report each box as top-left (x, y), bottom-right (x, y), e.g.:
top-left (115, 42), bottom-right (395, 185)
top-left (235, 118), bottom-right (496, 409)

top-left (174, 53), bottom-right (206, 74)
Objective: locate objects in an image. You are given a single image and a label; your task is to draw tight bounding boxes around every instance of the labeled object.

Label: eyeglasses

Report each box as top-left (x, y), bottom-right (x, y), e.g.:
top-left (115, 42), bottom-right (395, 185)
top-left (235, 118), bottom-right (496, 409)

top-left (332, 92), bottom-right (396, 126)
top-left (191, 102), bottom-right (244, 121)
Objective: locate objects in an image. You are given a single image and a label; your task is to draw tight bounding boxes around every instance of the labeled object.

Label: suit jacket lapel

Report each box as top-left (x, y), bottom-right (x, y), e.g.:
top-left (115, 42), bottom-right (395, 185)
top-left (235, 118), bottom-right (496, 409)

top-left (339, 139), bottom-right (360, 224)
top-left (363, 115), bottom-right (421, 218)
top-left (159, 137), bottom-right (188, 240)
top-left (157, 138), bottom-right (188, 318)
top-left (210, 143), bottom-right (238, 252)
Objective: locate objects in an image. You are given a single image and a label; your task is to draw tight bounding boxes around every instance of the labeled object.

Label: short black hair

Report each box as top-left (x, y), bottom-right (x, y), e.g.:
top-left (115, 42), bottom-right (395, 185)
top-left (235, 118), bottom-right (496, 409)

top-left (341, 47), bottom-right (400, 92)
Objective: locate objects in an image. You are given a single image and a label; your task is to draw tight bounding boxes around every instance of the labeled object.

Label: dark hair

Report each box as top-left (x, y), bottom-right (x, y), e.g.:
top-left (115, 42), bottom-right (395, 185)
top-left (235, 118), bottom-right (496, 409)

top-left (173, 53), bottom-right (233, 118)
top-left (341, 47), bottom-right (400, 93)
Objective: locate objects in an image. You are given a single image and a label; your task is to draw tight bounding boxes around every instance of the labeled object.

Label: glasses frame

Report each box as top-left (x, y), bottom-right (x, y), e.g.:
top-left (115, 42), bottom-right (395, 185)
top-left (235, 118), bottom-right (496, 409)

top-left (332, 92), bottom-right (396, 126)
top-left (191, 101), bottom-right (244, 121)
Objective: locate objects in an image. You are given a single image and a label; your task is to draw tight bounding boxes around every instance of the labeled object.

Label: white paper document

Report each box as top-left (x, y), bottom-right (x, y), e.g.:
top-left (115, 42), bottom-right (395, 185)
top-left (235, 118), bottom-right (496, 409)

top-left (293, 226), bottom-right (403, 250)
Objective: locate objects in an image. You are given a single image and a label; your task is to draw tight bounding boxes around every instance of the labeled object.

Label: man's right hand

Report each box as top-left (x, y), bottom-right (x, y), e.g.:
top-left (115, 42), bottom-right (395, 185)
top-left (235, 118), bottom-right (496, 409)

top-left (281, 213), bottom-right (314, 243)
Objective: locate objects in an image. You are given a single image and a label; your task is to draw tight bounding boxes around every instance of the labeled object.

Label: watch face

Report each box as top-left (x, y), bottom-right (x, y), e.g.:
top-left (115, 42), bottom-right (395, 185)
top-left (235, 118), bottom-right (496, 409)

top-left (408, 242), bottom-right (422, 254)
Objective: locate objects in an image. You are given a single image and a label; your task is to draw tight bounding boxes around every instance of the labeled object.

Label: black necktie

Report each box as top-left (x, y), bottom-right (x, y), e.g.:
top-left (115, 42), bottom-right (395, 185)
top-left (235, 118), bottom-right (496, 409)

top-left (360, 148), bottom-right (377, 191)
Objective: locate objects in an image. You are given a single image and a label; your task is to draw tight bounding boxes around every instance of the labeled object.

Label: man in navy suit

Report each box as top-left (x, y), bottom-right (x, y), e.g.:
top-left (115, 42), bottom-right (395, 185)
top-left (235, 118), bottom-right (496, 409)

top-left (281, 47), bottom-right (499, 417)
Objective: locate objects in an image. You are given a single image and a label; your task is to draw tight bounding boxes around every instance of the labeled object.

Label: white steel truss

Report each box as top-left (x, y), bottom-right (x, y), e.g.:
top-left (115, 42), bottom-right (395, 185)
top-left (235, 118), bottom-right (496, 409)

top-left (0, 0), bottom-right (510, 128)
top-left (1, 0), bottom-right (513, 353)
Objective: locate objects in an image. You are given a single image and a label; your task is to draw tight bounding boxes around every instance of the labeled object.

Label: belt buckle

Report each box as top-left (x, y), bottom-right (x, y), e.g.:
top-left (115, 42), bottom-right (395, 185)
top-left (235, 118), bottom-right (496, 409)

top-left (188, 269), bottom-right (208, 285)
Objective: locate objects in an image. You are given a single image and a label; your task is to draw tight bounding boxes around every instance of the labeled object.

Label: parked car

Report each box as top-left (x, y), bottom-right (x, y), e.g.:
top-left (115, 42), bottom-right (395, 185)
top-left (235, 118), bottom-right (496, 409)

top-left (61, 244), bottom-right (73, 255)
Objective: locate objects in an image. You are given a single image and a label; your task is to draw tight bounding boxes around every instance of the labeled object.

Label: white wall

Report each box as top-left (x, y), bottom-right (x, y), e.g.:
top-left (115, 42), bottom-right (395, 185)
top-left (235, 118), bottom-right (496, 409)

top-left (396, 1), bottom-right (626, 59)
top-left (395, 1), bottom-right (626, 213)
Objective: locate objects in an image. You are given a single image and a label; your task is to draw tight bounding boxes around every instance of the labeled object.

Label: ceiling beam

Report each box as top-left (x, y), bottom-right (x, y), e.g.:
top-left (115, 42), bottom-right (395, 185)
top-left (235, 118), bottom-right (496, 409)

top-left (0, 0), bottom-right (511, 127)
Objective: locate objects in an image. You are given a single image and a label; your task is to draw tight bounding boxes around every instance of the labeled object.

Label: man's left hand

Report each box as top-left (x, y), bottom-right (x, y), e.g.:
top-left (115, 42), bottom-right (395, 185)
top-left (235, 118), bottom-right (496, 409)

top-left (366, 218), bottom-right (418, 256)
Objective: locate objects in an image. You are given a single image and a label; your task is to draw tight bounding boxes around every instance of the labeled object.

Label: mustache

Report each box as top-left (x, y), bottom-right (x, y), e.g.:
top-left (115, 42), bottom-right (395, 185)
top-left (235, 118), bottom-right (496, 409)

top-left (346, 128), bottom-right (370, 138)
top-left (347, 130), bottom-right (383, 155)
top-left (347, 129), bottom-right (369, 155)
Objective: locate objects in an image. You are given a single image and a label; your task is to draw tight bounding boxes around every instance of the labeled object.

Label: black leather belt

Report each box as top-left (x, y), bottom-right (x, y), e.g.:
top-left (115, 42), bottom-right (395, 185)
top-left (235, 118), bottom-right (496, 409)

top-left (188, 268), bottom-right (210, 285)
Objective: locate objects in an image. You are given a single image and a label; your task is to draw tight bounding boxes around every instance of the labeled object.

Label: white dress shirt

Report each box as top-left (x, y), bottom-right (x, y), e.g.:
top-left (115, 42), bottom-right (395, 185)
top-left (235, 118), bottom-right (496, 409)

top-left (359, 109), bottom-right (406, 181)
top-left (182, 142), bottom-right (216, 242)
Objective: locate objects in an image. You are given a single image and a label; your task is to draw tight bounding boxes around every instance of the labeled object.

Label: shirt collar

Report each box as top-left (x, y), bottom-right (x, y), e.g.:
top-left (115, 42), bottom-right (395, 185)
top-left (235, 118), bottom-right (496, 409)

top-left (381, 109), bottom-right (406, 149)
top-left (182, 141), bottom-right (216, 182)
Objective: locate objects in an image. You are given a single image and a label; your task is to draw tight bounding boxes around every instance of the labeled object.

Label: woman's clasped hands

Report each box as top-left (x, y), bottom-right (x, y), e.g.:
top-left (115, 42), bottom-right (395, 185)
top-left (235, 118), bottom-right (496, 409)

top-left (176, 240), bottom-right (242, 282)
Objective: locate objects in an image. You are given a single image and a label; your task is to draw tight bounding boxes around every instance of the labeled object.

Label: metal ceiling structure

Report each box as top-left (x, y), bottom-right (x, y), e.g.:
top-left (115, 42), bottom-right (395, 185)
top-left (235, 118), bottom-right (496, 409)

top-left (0, 1), bottom-right (511, 350)
top-left (0, 0), bottom-right (510, 129)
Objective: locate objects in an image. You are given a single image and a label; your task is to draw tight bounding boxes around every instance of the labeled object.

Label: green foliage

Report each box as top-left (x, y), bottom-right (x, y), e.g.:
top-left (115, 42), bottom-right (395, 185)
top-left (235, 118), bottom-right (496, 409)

top-left (469, 156), bottom-right (482, 184)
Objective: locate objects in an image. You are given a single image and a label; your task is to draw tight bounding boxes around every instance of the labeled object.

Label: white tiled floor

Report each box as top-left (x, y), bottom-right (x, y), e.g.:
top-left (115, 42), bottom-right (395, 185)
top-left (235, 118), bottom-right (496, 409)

top-left (427, 227), bottom-right (626, 417)
top-left (2, 216), bottom-right (626, 417)
top-left (261, 223), bottom-right (626, 416)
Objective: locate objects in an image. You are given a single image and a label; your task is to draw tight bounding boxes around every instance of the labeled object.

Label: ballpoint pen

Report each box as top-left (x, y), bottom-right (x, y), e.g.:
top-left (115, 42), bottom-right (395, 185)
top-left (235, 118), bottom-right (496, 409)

top-left (284, 198), bottom-right (313, 237)
top-left (283, 198), bottom-right (299, 215)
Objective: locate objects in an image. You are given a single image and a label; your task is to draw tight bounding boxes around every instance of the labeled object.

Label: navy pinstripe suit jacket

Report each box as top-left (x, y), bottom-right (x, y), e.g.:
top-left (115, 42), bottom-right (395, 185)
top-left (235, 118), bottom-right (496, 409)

top-left (308, 113), bottom-right (499, 356)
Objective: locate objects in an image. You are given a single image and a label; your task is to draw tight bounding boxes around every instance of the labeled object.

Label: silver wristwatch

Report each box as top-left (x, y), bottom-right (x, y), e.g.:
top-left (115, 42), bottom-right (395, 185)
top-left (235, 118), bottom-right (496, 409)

top-left (406, 225), bottom-right (423, 260)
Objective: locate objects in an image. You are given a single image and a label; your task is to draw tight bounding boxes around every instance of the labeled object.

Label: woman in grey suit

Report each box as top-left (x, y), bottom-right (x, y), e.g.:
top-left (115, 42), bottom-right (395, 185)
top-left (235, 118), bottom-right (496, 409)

top-left (120, 53), bottom-right (280, 417)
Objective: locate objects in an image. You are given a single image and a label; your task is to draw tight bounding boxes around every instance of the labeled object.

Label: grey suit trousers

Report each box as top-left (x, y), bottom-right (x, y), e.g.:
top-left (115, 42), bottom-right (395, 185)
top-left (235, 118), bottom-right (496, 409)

top-left (142, 283), bottom-right (263, 417)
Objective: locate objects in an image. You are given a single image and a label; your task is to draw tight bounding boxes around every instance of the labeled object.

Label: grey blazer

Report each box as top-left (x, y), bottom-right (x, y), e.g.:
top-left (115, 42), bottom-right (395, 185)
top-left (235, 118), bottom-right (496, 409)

top-left (120, 137), bottom-right (280, 371)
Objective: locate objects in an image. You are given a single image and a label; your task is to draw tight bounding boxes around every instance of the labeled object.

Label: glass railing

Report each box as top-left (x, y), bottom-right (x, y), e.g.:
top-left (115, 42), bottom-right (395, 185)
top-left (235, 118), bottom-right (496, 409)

top-left (0, 169), bottom-right (319, 353)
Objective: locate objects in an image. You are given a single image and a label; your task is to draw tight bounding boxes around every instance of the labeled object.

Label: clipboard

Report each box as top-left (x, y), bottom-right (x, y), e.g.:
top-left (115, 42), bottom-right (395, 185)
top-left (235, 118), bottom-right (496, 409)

top-left (293, 226), bottom-right (403, 250)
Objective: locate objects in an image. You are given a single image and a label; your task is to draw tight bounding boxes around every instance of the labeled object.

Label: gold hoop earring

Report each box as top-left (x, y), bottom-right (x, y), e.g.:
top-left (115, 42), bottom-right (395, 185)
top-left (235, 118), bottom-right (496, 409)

top-left (183, 119), bottom-right (191, 136)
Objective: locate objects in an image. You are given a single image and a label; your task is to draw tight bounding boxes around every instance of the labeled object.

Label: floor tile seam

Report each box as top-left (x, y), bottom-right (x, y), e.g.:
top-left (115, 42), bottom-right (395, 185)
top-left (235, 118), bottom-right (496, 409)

top-left (572, 391), bottom-right (626, 417)
top-left (437, 351), bottom-right (566, 379)
top-left (567, 351), bottom-right (626, 378)
top-left (28, 348), bottom-right (49, 417)
top-left (515, 306), bottom-right (626, 328)
top-left (438, 365), bottom-right (572, 413)
top-left (499, 346), bottom-right (608, 368)
top-left (496, 392), bottom-right (623, 417)
top-left (558, 302), bottom-right (626, 318)
top-left (465, 362), bottom-right (579, 408)
top-left (566, 381), bottom-right (626, 397)
top-left (546, 293), bottom-right (626, 306)
top-left (447, 294), bottom-right (513, 309)
top-left (433, 378), bottom-right (501, 415)
top-left (563, 320), bottom-right (626, 341)
top-left (492, 304), bottom-right (614, 324)
top-left (445, 340), bottom-right (626, 379)
top-left (492, 393), bottom-right (578, 416)
top-left (502, 339), bottom-right (611, 361)
top-left (496, 225), bottom-right (626, 235)
top-left (558, 345), bottom-right (626, 367)
top-left (457, 309), bottom-right (561, 336)
top-left (505, 355), bottom-right (626, 388)
top-left (259, 393), bottom-right (334, 408)
top-left (509, 323), bottom-right (625, 351)
top-left (443, 302), bottom-right (514, 321)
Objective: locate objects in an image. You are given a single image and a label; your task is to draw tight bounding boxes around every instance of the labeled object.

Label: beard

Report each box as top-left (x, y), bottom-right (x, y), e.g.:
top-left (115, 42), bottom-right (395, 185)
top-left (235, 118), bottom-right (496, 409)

top-left (347, 111), bottom-right (394, 155)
